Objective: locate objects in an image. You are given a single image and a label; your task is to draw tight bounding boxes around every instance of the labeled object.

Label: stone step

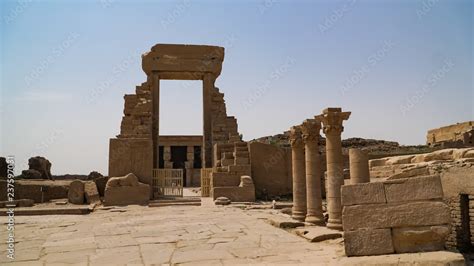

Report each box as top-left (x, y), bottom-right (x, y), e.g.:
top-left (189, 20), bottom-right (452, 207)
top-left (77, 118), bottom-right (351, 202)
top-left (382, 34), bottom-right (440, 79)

top-left (234, 151), bottom-right (249, 158)
top-left (294, 227), bottom-right (342, 242)
top-left (0, 206), bottom-right (92, 216)
top-left (149, 202), bottom-right (201, 207)
top-left (235, 148), bottom-right (249, 153)
top-left (150, 197), bottom-right (201, 203)
top-left (266, 216), bottom-right (304, 229)
top-left (234, 142), bottom-right (248, 148)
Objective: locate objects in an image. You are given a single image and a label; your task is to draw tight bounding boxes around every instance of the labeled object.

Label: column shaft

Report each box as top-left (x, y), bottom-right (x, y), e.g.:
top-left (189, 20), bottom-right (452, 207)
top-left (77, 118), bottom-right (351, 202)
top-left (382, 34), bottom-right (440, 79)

top-left (349, 148), bottom-right (370, 184)
top-left (305, 140), bottom-right (325, 225)
top-left (318, 107), bottom-right (351, 231)
top-left (292, 145), bottom-right (306, 221)
top-left (325, 133), bottom-right (344, 230)
top-left (290, 126), bottom-right (306, 222)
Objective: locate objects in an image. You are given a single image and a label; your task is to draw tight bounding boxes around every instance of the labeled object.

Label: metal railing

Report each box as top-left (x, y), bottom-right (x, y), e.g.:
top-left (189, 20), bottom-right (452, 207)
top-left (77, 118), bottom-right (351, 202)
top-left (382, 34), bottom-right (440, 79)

top-left (152, 169), bottom-right (183, 198)
top-left (200, 168), bottom-right (213, 197)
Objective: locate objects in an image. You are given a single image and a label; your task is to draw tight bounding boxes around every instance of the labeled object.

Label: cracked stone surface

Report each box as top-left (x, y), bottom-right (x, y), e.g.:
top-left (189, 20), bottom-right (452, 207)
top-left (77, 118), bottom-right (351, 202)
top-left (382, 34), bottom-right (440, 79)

top-left (0, 201), bottom-right (465, 265)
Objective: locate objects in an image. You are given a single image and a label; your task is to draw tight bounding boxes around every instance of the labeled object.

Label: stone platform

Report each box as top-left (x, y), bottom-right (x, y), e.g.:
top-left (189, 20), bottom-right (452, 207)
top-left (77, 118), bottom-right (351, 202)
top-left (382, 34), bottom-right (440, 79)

top-left (0, 204), bottom-right (465, 265)
top-left (0, 200), bottom-right (94, 216)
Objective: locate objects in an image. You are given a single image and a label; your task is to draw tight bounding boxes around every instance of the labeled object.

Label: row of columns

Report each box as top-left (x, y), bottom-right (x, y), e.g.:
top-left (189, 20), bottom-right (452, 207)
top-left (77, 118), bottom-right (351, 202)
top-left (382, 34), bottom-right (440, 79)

top-left (290, 108), bottom-right (351, 230)
top-left (163, 145), bottom-right (197, 187)
top-left (162, 146), bottom-right (195, 169)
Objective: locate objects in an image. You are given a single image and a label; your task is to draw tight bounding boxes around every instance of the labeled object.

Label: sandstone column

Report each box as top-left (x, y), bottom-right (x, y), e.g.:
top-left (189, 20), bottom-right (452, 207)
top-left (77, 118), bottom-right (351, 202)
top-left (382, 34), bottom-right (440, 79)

top-left (152, 74), bottom-right (160, 168)
top-left (203, 74), bottom-right (215, 168)
top-left (318, 107), bottom-right (351, 230)
top-left (290, 126), bottom-right (306, 221)
top-left (301, 119), bottom-right (325, 225)
top-left (349, 148), bottom-right (370, 184)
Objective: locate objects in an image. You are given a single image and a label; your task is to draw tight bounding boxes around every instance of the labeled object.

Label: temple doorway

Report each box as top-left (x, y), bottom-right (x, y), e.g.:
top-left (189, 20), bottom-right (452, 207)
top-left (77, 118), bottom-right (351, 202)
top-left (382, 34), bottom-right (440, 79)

top-left (171, 146), bottom-right (187, 185)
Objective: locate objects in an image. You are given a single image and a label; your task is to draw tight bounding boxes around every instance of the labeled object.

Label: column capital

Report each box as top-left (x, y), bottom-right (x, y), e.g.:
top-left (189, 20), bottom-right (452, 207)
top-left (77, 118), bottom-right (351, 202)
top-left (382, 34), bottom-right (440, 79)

top-left (289, 126), bottom-right (304, 148)
top-left (301, 119), bottom-right (322, 143)
top-left (316, 108), bottom-right (351, 135)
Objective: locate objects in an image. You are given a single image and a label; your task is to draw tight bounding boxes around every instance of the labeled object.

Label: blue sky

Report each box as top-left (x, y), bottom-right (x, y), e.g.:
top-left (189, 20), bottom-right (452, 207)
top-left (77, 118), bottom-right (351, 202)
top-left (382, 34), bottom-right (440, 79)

top-left (1, 0), bottom-right (472, 175)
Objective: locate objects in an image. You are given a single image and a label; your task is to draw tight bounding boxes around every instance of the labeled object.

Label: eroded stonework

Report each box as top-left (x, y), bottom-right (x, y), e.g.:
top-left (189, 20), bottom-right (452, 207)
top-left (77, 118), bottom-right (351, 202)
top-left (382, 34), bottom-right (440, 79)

top-left (427, 121), bottom-right (474, 147)
top-left (109, 44), bottom-right (242, 193)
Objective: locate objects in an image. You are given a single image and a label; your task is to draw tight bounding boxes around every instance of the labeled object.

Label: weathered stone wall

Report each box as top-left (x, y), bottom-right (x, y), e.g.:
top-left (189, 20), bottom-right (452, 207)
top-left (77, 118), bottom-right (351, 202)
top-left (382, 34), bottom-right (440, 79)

top-left (108, 138), bottom-right (153, 185)
top-left (445, 195), bottom-right (474, 252)
top-left (158, 135), bottom-right (202, 146)
top-left (211, 142), bottom-right (255, 202)
top-left (368, 148), bottom-right (474, 254)
top-left (0, 180), bottom-right (70, 203)
top-left (210, 87), bottom-right (241, 145)
top-left (109, 79), bottom-right (154, 183)
top-left (427, 121), bottom-right (474, 146)
top-left (213, 175), bottom-right (255, 202)
top-left (119, 82), bottom-right (153, 139)
top-left (471, 196), bottom-right (474, 249)
top-left (369, 148), bottom-right (474, 180)
top-left (341, 175), bottom-right (450, 256)
top-left (441, 165), bottom-right (474, 252)
top-left (109, 44), bottom-right (241, 183)
top-left (248, 142), bottom-right (292, 199)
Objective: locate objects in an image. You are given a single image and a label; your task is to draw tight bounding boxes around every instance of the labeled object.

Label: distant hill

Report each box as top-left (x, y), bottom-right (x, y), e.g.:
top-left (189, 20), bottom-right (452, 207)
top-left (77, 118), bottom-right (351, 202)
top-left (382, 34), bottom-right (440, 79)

top-left (250, 132), bottom-right (433, 156)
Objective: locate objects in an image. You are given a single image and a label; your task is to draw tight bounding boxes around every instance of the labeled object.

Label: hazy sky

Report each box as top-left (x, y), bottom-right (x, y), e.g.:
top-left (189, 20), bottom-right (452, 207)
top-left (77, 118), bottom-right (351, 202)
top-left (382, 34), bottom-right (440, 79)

top-left (1, 0), bottom-right (472, 175)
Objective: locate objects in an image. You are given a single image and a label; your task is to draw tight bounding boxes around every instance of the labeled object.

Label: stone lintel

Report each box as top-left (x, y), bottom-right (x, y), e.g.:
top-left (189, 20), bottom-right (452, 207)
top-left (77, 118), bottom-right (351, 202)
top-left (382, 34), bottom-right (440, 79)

top-left (142, 44), bottom-right (224, 77)
top-left (156, 71), bottom-right (206, 80)
top-left (149, 44), bottom-right (224, 60)
top-left (323, 107), bottom-right (342, 113)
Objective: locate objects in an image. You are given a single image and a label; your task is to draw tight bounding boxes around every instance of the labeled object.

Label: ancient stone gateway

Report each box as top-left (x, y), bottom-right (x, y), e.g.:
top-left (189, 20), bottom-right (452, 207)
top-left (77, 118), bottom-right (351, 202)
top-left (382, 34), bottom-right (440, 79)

top-left (108, 44), bottom-right (242, 198)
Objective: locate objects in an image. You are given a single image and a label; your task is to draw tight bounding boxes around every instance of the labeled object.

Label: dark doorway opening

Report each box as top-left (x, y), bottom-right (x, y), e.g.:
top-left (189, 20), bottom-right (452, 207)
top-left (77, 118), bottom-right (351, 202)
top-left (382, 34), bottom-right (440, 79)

top-left (459, 194), bottom-right (473, 252)
top-left (193, 145), bottom-right (202, 169)
top-left (158, 146), bottom-right (164, 169)
top-left (171, 146), bottom-right (188, 185)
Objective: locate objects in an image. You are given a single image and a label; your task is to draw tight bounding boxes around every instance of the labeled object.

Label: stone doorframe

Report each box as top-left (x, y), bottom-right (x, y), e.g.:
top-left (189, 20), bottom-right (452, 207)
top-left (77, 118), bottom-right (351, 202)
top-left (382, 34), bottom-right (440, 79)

top-left (142, 44), bottom-right (225, 169)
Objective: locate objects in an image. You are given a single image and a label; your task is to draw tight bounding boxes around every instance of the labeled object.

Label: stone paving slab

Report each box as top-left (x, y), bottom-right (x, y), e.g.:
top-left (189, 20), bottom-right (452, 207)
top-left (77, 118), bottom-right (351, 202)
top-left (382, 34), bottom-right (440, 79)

top-left (294, 226), bottom-right (343, 242)
top-left (266, 215), bottom-right (305, 228)
top-left (0, 204), bottom-right (465, 265)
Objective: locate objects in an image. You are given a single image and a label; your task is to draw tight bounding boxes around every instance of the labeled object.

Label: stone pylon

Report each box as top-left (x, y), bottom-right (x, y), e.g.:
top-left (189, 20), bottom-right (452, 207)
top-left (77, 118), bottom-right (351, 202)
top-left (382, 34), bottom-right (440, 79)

top-left (290, 126), bottom-right (306, 221)
top-left (317, 107), bottom-right (351, 230)
top-left (301, 119), bottom-right (325, 225)
top-left (349, 148), bottom-right (370, 184)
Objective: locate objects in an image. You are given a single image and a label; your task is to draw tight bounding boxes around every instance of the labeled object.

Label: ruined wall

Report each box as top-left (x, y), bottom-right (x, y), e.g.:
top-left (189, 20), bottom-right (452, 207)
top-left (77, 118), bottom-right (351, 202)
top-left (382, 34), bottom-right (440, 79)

top-left (109, 79), bottom-right (153, 183)
top-left (440, 165), bottom-right (474, 252)
top-left (446, 195), bottom-right (474, 252)
top-left (109, 44), bottom-right (244, 196)
top-left (109, 138), bottom-right (153, 185)
top-left (248, 142), bottom-right (292, 199)
top-left (110, 71), bottom-right (240, 180)
top-left (0, 180), bottom-right (70, 203)
top-left (210, 86), bottom-right (241, 145)
top-left (427, 121), bottom-right (474, 146)
top-left (342, 175), bottom-right (451, 256)
top-left (368, 148), bottom-right (474, 253)
top-left (118, 82), bottom-right (153, 139)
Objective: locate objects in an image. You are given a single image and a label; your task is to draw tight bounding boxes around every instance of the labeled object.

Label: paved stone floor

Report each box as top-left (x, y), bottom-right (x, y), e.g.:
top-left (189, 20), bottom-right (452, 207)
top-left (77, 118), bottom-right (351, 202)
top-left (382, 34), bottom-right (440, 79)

top-left (1, 201), bottom-right (466, 265)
